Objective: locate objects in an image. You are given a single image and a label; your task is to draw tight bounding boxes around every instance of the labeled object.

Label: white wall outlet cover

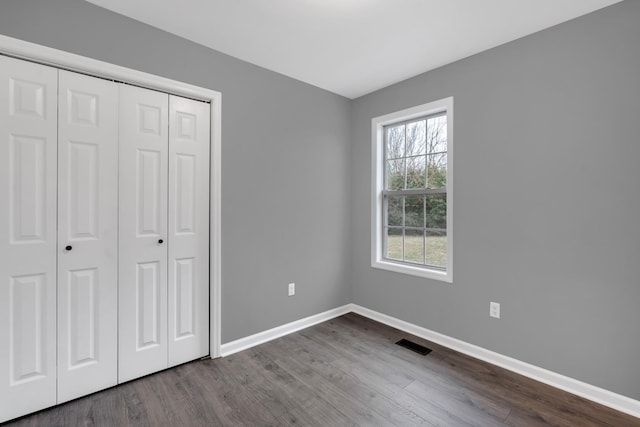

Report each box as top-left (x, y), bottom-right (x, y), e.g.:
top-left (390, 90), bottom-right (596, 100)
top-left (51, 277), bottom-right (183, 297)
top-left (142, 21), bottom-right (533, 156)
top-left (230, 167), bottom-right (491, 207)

top-left (490, 302), bottom-right (500, 319)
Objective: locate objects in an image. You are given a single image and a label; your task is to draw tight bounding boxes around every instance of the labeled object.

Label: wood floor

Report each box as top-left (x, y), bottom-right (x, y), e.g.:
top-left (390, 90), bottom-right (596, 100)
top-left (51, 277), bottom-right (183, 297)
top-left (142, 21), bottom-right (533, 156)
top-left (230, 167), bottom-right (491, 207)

top-left (5, 313), bottom-right (639, 426)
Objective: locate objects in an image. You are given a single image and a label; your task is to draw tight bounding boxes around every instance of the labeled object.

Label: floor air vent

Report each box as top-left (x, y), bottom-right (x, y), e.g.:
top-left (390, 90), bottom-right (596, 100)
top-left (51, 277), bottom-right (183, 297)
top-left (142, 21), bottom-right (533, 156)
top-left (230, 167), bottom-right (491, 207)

top-left (396, 339), bottom-right (432, 356)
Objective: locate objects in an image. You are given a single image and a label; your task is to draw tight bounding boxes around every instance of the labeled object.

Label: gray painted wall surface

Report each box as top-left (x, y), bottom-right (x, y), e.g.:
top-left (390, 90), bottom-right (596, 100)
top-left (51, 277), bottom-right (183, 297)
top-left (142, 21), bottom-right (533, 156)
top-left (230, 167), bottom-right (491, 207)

top-left (351, 1), bottom-right (640, 400)
top-left (1, 0), bottom-right (639, 403)
top-left (0, 0), bottom-right (353, 343)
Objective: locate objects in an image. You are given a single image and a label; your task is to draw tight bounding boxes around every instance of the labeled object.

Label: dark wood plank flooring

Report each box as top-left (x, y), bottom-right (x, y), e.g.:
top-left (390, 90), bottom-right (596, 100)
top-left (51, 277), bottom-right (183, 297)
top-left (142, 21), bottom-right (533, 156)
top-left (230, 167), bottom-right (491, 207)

top-left (4, 313), bottom-right (639, 426)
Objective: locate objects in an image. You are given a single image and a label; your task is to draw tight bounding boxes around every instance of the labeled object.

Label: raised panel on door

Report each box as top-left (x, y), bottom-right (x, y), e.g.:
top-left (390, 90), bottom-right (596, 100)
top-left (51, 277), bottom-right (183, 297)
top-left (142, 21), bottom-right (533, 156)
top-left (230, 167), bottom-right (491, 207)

top-left (119, 84), bottom-right (169, 382)
top-left (0, 55), bottom-right (57, 423)
top-left (57, 70), bottom-right (118, 403)
top-left (168, 95), bottom-right (210, 367)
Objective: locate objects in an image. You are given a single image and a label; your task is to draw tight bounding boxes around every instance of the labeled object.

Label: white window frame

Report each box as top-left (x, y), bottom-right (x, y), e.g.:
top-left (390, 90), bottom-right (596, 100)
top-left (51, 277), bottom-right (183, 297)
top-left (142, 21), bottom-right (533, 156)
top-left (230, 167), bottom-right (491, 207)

top-left (371, 97), bottom-right (453, 282)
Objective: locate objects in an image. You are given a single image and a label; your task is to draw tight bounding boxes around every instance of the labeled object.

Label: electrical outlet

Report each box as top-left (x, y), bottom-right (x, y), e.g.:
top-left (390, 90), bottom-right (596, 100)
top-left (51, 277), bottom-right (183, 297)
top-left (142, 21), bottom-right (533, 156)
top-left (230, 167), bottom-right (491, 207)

top-left (288, 283), bottom-right (295, 296)
top-left (490, 302), bottom-right (500, 319)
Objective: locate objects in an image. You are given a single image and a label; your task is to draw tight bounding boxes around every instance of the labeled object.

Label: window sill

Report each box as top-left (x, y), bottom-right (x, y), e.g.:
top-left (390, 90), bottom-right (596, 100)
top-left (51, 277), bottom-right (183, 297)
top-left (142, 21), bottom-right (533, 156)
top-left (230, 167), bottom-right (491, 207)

top-left (372, 259), bottom-right (452, 283)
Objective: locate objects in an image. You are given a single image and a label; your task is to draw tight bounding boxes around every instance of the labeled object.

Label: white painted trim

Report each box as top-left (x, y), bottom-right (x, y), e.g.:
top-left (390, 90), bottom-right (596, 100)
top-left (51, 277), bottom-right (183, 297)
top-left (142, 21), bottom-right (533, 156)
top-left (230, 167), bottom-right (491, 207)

top-left (0, 35), bottom-right (217, 102)
top-left (220, 305), bottom-right (352, 357)
top-left (216, 301), bottom-right (640, 418)
top-left (350, 304), bottom-right (640, 419)
top-left (370, 97), bottom-right (454, 283)
top-left (209, 94), bottom-right (222, 358)
top-left (0, 34), bottom-right (223, 359)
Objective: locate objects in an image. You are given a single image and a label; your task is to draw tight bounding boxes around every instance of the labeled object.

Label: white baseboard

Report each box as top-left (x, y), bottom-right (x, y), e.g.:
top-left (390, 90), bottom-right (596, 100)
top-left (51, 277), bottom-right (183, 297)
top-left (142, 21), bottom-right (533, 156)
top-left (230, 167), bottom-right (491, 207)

top-left (218, 303), bottom-right (640, 419)
top-left (350, 303), bottom-right (640, 419)
top-left (220, 304), bottom-right (352, 357)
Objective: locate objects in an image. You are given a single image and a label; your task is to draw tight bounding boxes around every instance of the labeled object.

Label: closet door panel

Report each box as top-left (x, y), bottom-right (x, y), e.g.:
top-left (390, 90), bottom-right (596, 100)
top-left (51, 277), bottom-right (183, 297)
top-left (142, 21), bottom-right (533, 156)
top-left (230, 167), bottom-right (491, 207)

top-left (0, 56), bottom-right (58, 423)
top-left (119, 84), bottom-right (169, 382)
top-left (57, 70), bottom-right (118, 403)
top-left (168, 96), bottom-right (210, 366)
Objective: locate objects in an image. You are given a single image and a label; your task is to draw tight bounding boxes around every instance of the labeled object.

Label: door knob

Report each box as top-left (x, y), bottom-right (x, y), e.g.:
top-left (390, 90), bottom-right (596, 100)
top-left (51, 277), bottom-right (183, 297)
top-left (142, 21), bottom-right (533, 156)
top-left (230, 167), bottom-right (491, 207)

top-left (158, 239), bottom-right (164, 244)
top-left (65, 245), bottom-right (72, 251)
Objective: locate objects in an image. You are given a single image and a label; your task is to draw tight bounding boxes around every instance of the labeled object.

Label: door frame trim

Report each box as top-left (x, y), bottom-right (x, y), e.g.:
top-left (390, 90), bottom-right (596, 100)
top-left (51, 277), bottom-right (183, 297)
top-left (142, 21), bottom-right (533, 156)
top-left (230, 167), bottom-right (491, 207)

top-left (0, 34), bottom-right (222, 358)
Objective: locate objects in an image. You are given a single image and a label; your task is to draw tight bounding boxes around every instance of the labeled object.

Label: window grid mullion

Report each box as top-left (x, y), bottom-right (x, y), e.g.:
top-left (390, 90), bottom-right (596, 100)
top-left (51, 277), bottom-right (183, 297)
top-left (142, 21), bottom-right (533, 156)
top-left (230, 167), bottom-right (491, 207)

top-left (423, 195), bottom-right (426, 265)
top-left (401, 196), bottom-right (406, 261)
top-left (403, 125), bottom-right (408, 190)
top-left (383, 128), bottom-right (387, 191)
top-left (383, 188), bottom-right (446, 197)
top-left (402, 124), bottom-right (407, 261)
top-left (382, 195), bottom-right (387, 259)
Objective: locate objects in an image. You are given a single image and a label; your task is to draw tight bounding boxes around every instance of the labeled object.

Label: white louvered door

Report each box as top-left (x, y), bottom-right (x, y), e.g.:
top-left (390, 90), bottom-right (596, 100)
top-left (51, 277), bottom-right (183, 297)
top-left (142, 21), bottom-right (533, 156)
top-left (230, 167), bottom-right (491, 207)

top-left (168, 95), bottom-right (210, 367)
top-left (57, 70), bottom-right (118, 402)
top-left (0, 55), bottom-right (58, 423)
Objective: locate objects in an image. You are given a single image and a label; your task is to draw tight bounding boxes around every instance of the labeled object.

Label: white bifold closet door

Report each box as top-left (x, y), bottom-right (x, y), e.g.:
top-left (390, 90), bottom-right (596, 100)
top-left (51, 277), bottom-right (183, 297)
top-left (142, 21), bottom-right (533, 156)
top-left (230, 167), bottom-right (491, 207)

top-left (118, 85), bottom-right (169, 382)
top-left (118, 84), bottom-right (209, 383)
top-left (56, 70), bottom-right (118, 402)
top-left (1, 54), bottom-right (211, 423)
top-left (0, 55), bottom-right (58, 423)
top-left (167, 95), bottom-right (210, 367)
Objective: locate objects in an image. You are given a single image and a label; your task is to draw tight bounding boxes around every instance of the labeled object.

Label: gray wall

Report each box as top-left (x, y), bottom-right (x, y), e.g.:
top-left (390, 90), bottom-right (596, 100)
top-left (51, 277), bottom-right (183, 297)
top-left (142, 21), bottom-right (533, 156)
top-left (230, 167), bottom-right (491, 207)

top-left (351, 1), bottom-right (640, 400)
top-left (1, 0), bottom-right (639, 403)
top-left (0, 0), bottom-right (353, 343)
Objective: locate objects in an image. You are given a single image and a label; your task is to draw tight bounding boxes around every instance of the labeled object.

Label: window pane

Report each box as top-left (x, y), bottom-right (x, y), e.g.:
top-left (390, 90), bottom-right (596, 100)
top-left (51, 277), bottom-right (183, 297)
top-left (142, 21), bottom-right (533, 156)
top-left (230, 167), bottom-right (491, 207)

top-left (426, 115), bottom-right (447, 154)
top-left (406, 155), bottom-right (426, 189)
top-left (386, 159), bottom-right (405, 190)
top-left (427, 153), bottom-right (446, 189)
top-left (404, 228), bottom-right (424, 264)
top-left (386, 125), bottom-right (405, 159)
top-left (375, 100), bottom-right (451, 279)
top-left (404, 196), bottom-right (424, 228)
top-left (426, 230), bottom-right (447, 268)
top-left (387, 196), bottom-right (403, 227)
top-left (386, 227), bottom-right (403, 260)
top-left (426, 195), bottom-right (447, 230)
top-left (406, 120), bottom-right (426, 157)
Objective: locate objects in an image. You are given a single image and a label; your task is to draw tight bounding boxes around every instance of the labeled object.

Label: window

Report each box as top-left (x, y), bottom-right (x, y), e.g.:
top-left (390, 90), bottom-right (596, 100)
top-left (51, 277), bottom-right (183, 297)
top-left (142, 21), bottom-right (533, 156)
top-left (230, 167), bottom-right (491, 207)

top-left (371, 97), bottom-right (453, 282)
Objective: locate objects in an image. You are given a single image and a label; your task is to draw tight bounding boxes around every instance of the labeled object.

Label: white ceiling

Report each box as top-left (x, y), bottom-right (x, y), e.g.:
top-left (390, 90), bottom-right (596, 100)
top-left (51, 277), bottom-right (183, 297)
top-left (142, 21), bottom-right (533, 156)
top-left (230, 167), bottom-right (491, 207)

top-left (86, 0), bottom-right (622, 99)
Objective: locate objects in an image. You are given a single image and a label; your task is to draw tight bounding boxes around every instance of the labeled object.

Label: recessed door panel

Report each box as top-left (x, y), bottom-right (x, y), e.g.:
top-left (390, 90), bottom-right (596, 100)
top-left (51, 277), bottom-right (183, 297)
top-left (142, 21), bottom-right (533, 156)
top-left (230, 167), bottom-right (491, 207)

top-left (0, 55), bottom-right (57, 424)
top-left (57, 70), bottom-right (118, 403)
top-left (138, 104), bottom-right (162, 135)
top-left (10, 134), bottom-right (46, 242)
top-left (175, 111), bottom-right (196, 141)
top-left (137, 261), bottom-right (161, 349)
top-left (137, 149), bottom-right (162, 236)
top-left (168, 95), bottom-right (210, 367)
top-left (10, 78), bottom-right (47, 118)
top-left (174, 258), bottom-right (195, 339)
top-left (10, 274), bottom-right (47, 384)
top-left (68, 90), bottom-right (98, 127)
top-left (68, 141), bottom-right (99, 239)
top-left (119, 84), bottom-right (168, 383)
top-left (175, 154), bottom-right (196, 234)
top-left (67, 268), bottom-right (98, 368)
